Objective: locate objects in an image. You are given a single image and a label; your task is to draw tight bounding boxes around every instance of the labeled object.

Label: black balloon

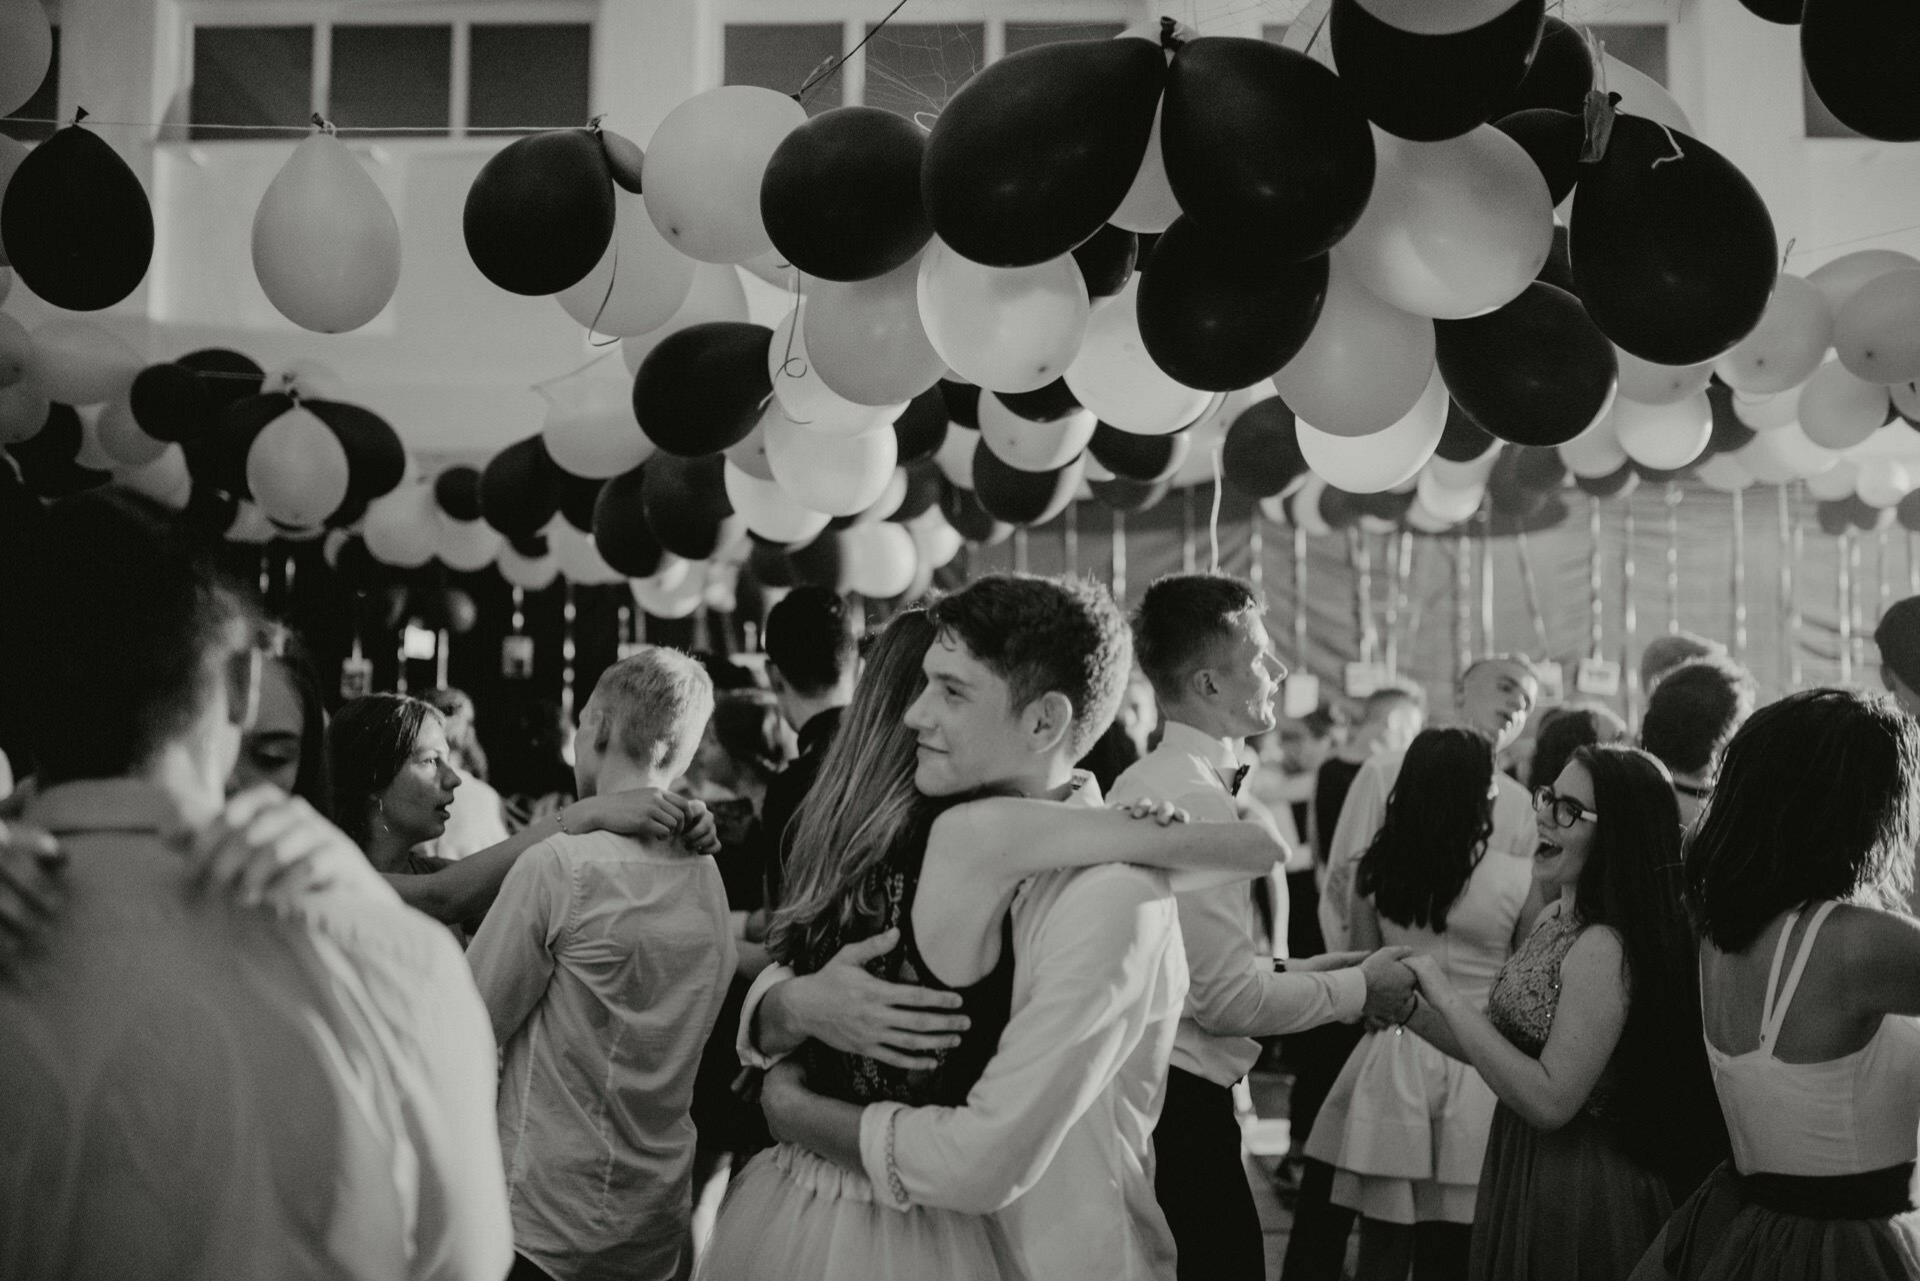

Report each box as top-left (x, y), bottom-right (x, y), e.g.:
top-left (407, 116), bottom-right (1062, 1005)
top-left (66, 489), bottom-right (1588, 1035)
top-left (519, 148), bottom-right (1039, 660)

top-left (434, 466), bottom-right (484, 522)
top-left (1090, 476), bottom-right (1170, 513)
top-left (1354, 487), bottom-right (1417, 523)
top-left (938, 380), bottom-right (982, 428)
top-left (1330, 0), bottom-right (1547, 141)
top-left (0, 124), bottom-right (153, 311)
top-left (1740, 0), bottom-right (1803, 20)
top-left (1536, 223), bottom-right (1578, 296)
top-left (1435, 399), bottom-right (1499, 462)
top-left (893, 388), bottom-right (949, 463)
top-left (788, 531), bottom-right (853, 593)
top-left (1221, 398), bottom-right (1309, 497)
top-left (1816, 499), bottom-right (1854, 536)
top-left (1571, 114), bottom-right (1778, 365)
top-left (1851, 496), bottom-right (1895, 533)
top-left (1491, 15), bottom-right (1593, 117)
top-left (1318, 485), bottom-right (1364, 530)
top-left (187, 392), bottom-right (293, 497)
top-left (972, 448), bottom-right (1080, 526)
top-left (8, 403), bottom-right (105, 498)
top-left (592, 466), bottom-right (669, 577)
top-left (891, 461), bottom-right (944, 523)
top-left (480, 436), bottom-right (565, 539)
top-left (177, 349), bottom-right (265, 411)
top-left (1487, 446), bottom-right (1562, 518)
top-left (1071, 224), bottom-right (1139, 299)
top-left (1706, 380), bottom-right (1758, 455)
top-left (762, 106), bottom-right (931, 281)
top-left (633, 322), bottom-right (773, 456)
top-left (306, 400), bottom-right (406, 507)
top-left (641, 453), bottom-right (734, 559)
top-left (1574, 465), bottom-right (1638, 499)
top-left (997, 378), bottom-right (1082, 423)
top-left (180, 483), bottom-right (240, 537)
top-left (922, 36), bottom-right (1167, 268)
top-left (1495, 109), bottom-right (1583, 205)
top-left (748, 538), bottom-right (799, 588)
top-left (1162, 39), bottom-right (1374, 261)
top-left (1897, 488), bottom-right (1920, 534)
top-left (598, 127), bottom-right (647, 194)
top-left (129, 364), bottom-right (212, 444)
top-left (939, 480), bottom-right (1014, 545)
top-left (1139, 218), bottom-right (1329, 390)
top-left (1089, 422), bottom-right (1190, 482)
top-left (1803, 0), bottom-right (1920, 140)
top-left (558, 471), bottom-right (606, 532)
top-left (463, 128), bottom-right (615, 295)
top-left (1436, 282), bottom-right (1617, 447)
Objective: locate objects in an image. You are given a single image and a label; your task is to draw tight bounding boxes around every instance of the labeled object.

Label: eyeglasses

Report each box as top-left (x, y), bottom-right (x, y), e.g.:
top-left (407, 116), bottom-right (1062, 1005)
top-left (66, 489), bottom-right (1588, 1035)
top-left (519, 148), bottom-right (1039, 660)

top-left (1533, 785), bottom-right (1600, 830)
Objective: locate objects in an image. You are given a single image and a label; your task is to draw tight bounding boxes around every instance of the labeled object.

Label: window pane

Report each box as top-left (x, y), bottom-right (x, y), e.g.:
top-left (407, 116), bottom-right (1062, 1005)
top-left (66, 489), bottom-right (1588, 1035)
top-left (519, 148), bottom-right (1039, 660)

top-left (1590, 24), bottom-right (1667, 87)
top-left (1, 26), bottom-right (57, 142)
top-left (863, 23), bottom-right (983, 122)
top-left (330, 24), bottom-right (450, 136)
top-left (191, 26), bottom-right (312, 141)
top-left (725, 24), bottom-right (843, 116)
top-left (1003, 22), bottom-right (1125, 56)
top-left (469, 24), bottom-right (592, 131)
top-left (1262, 23), bottom-right (1291, 44)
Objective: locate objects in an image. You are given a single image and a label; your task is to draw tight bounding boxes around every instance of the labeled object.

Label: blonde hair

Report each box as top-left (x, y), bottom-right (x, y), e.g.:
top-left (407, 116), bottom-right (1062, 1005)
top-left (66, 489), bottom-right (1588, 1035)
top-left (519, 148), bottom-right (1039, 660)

top-left (583, 646), bottom-right (715, 779)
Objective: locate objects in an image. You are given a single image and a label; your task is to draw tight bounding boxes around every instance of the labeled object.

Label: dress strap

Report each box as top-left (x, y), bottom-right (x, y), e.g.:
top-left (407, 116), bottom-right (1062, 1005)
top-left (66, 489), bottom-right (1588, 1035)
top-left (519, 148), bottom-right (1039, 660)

top-left (1761, 901), bottom-right (1841, 1051)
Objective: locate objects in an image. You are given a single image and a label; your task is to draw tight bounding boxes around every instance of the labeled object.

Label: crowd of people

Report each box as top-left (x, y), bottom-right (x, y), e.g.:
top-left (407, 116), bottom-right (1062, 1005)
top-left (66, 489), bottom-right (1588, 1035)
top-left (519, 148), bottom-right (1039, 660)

top-left (2, 485), bottom-right (1919, 1281)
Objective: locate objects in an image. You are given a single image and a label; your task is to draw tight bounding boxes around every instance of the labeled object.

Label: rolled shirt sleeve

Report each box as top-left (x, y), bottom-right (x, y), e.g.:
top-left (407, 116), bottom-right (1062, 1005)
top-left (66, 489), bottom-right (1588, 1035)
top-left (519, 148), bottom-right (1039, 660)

top-left (1178, 883), bottom-right (1367, 1038)
top-left (734, 962), bottom-right (799, 1070)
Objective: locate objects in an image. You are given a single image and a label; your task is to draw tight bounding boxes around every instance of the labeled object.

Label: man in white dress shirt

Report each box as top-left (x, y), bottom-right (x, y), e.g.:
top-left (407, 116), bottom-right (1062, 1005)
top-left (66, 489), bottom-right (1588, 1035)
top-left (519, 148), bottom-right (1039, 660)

top-left (739, 573), bottom-right (1189, 1280)
top-left (1113, 574), bottom-right (1416, 1281)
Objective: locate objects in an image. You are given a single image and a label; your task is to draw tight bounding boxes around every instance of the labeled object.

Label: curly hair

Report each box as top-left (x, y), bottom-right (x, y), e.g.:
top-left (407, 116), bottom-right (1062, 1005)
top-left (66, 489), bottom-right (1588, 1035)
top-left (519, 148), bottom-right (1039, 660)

top-left (1357, 728), bottom-right (1496, 932)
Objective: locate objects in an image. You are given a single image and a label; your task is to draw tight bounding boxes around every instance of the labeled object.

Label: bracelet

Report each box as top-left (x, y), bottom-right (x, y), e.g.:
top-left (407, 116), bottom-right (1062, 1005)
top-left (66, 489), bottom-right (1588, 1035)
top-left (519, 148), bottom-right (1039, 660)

top-left (1395, 993), bottom-right (1420, 1027)
top-left (884, 1105), bottom-right (910, 1208)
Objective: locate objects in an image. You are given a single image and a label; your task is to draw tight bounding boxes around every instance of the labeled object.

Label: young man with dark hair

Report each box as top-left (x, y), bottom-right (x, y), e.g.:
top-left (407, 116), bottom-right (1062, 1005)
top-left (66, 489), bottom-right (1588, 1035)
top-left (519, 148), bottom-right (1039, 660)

top-left (737, 573), bottom-right (1192, 1280)
top-left (759, 586), bottom-right (858, 907)
top-left (1116, 574), bottom-right (1414, 1281)
top-left (1639, 656), bottom-right (1757, 828)
top-left (0, 490), bottom-right (510, 1281)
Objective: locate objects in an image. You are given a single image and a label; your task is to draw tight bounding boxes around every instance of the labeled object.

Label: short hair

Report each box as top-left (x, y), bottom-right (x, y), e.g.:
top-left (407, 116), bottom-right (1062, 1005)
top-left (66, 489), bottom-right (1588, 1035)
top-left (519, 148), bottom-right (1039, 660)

top-left (1640, 658), bottom-right (1757, 777)
top-left (328, 695), bottom-right (442, 847)
top-left (1686, 688), bottom-right (1920, 952)
top-left (765, 587), bottom-right (857, 697)
top-left (1639, 631), bottom-right (1725, 696)
top-left (13, 489), bottom-right (254, 783)
top-left (1527, 702), bottom-right (1628, 792)
top-left (1876, 596), bottom-right (1920, 692)
top-left (1132, 573), bottom-right (1264, 706)
top-left (710, 689), bottom-right (786, 784)
top-left (1460, 653), bottom-right (1543, 691)
top-left (1361, 681), bottom-right (1427, 724)
top-left (584, 646), bottom-right (715, 777)
top-left (926, 573), bottom-right (1131, 760)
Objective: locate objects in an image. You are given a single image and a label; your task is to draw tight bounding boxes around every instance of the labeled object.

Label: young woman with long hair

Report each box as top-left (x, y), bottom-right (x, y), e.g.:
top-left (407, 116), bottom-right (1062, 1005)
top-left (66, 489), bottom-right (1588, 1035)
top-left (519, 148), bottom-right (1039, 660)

top-left (699, 607), bottom-right (1287, 1281)
top-left (1630, 689), bottom-right (1920, 1281)
top-left (1306, 727), bottom-right (1540, 1281)
top-left (1402, 745), bottom-right (1727, 1279)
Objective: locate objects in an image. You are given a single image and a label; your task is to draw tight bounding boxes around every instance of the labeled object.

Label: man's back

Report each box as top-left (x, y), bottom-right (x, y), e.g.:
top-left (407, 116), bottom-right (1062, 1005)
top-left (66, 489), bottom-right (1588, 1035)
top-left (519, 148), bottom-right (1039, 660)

top-left (0, 781), bottom-right (510, 1281)
top-left (467, 830), bottom-right (735, 1281)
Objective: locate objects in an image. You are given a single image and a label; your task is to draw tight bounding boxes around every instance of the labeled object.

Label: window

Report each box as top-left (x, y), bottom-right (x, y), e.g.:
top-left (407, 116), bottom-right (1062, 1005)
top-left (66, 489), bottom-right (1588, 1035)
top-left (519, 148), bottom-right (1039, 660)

top-left (191, 26), bottom-right (314, 141)
top-left (723, 23), bottom-right (843, 114)
top-left (470, 25), bottom-right (593, 130)
top-left (0, 26), bottom-right (58, 143)
top-left (330, 25), bottom-right (451, 135)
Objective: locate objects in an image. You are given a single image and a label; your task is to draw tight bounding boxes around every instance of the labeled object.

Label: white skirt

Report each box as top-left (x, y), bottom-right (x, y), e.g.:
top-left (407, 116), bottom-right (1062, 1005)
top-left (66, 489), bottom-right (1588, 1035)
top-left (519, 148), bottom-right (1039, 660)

top-left (696, 1142), bottom-right (1021, 1281)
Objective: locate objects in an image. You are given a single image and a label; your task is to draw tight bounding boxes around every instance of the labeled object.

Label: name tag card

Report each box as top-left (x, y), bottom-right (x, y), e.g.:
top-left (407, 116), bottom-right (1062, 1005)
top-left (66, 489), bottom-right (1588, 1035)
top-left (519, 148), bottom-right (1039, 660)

top-left (1573, 657), bottom-right (1621, 698)
top-left (502, 635), bottom-right (535, 679)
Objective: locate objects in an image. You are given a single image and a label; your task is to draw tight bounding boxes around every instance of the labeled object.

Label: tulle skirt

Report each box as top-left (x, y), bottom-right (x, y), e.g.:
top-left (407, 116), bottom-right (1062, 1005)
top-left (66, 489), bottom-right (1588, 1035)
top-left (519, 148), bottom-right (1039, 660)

top-left (695, 1142), bottom-right (1021, 1281)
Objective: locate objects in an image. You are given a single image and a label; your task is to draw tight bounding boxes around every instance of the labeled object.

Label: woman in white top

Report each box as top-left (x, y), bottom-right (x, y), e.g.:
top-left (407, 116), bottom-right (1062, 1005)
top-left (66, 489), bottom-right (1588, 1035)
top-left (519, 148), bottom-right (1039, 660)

top-left (1632, 687), bottom-right (1920, 1281)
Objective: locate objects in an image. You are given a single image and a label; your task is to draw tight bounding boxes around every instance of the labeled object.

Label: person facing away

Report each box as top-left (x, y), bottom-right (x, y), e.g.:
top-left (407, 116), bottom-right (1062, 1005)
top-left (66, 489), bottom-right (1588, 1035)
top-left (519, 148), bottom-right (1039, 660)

top-left (0, 488), bottom-right (510, 1281)
top-left (1633, 688), bottom-right (1920, 1281)
top-left (1114, 573), bottom-right (1416, 1281)
top-left (1638, 657), bottom-right (1756, 830)
top-left (759, 586), bottom-right (858, 909)
top-left (1636, 631), bottom-right (1726, 704)
top-left (736, 573), bottom-right (1281, 1281)
top-left (466, 647), bottom-right (735, 1281)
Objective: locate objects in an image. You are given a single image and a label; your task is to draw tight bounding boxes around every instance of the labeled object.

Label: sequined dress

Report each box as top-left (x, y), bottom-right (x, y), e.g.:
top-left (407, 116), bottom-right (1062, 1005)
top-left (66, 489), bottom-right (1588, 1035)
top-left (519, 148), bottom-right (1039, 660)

top-left (1469, 905), bottom-right (1676, 1281)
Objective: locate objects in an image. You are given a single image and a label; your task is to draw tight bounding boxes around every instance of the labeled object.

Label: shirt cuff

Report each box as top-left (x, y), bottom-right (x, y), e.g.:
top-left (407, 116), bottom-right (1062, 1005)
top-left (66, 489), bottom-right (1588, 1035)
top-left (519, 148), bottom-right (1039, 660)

top-left (735, 963), bottom-right (797, 1069)
top-left (859, 1102), bottom-right (913, 1211)
top-left (1328, 965), bottom-right (1369, 1024)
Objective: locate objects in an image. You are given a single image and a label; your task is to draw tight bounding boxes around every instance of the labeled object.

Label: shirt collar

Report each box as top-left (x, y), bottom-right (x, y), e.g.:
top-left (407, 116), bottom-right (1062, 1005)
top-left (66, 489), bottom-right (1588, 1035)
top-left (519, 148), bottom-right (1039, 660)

top-left (797, 705), bottom-right (844, 755)
top-left (25, 779), bottom-right (190, 841)
top-left (1157, 720), bottom-right (1245, 773)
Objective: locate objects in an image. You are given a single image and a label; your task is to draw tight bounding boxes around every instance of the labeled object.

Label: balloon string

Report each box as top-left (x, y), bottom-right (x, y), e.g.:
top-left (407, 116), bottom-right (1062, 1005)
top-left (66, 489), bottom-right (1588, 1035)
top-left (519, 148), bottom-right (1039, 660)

top-left (530, 349), bottom-right (623, 393)
top-left (1208, 433), bottom-right (1224, 573)
top-left (1779, 237), bottom-right (1797, 274)
top-left (584, 239), bottom-right (622, 347)
top-left (797, 0), bottom-right (915, 103)
top-left (1650, 123), bottom-right (1686, 169)
top-left (1302, 7), bottom-right (1331, 56)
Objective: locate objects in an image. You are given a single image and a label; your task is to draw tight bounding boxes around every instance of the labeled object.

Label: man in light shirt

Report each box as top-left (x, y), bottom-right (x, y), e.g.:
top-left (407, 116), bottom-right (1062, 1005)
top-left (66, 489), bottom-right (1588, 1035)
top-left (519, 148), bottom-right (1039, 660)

top-left (468, 648), bottom-right (735, 1281)
top-left (1114, 574), bottom-right (1416, 1281)
top-left (739, 573), bottom-right (1190, 1280)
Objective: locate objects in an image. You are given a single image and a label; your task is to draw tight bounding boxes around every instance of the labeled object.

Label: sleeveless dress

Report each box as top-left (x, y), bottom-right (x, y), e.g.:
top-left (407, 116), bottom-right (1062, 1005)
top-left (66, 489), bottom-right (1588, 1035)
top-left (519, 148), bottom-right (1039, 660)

top-left (696, 839), bottom-right (1022, 1281)
top-left (1631, 901), bottom-right (1920, 1281)
top-left (1305, 845), bottom-right (1533, 1225)
top-left (1469, 905), bottom-right (1675, 1280)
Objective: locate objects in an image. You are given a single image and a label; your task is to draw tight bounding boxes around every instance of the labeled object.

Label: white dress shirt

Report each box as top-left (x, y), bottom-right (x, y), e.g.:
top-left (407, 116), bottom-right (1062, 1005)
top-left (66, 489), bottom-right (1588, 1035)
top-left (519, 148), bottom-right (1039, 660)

top-left (1108, 721), bottom-right (1366, 1088)
top-left (468, 832), bottom-right (735, 1281)
top-left (1318, 750), bottom-right (1535, 952)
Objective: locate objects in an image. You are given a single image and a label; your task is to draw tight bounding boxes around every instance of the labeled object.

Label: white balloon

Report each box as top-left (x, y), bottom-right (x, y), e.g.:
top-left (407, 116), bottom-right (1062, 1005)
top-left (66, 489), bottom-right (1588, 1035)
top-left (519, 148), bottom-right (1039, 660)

top-left (1064, 274), bottom-right (1212, 434)
top-left (1695, 452), bottom-right (1753, 493)
top-left (1714, 274), bottom-right (1833, 395)
top-left (1835, 270), bottom-right (1920, 384)
top-left (1798, 360), bottom-right (1890, 451)
top-left (978, 394), bottom-right (1096, 472)
top-left (1426, 445), bottom-right (1502, 488)
top-left (769, 307), bottom-right (904, 435)
top-left (1297, 367), bottom-right (1449, 492)
top-left (1558, 408), bottom-right (1629, 478)
top-left (550, 520), bottom-right (626, 584)
top-left (1737, 423), bottom-right (1838, 484)
top-left (0, 0), bottom-right (52, 118)
top-left (918, 239), bottom-right (1090, 394)
top-left (32, 320), bottom-right (141, 405)
top-left (252, 131), bottom-right (401, 333)
top-left (935, 424), bottom-right (980, 488)
top-left (621, 263), bottom-right (751, 375)
top-left (498, 543), bottom-right (561, 591)
top-left (1273, 259), bottom-right (1436, 438)
top-left (843, 523), bottom-right (918, 598)
top-left (1615, 347), bottom-right (1713, 406)
top-left (1731, 384), bottom-right (1803, 432)
top-left (0, 373), bottom-right (47, 445)
top-left (766, 417), bottom-right (898, 517)
top-left (556, 188), bottom-right (695, 337)
top-left (1111, 102), bottom-right (1180, 234)
top-left (74, 405), bottom-right (116, 470)
top-left (117, 444), bottom-right (192, 509)
top-left (247, 407), bottom-right (349, 526)
top-left (851, 467), bottom-right (910, 524)
top-left (1807, 248), bottom-right (1920, 314)
top-left (1806, 458), bottom-right (1861, 501)
top-left (227, 501), bottom-right (276, 545)
top-left (806, 256), bottom-right (947, 407)
top-left (541, 374), bottom-right (652, 478)
top-left (364, 481), bottom-right (439, 567)
top-left (643, 86), bottom-right (806, 264)
top-left (1857, 458), bottom-right (1913, 508)
top-left (632, 560), bottom-right (706, 619)
top-left (908, 509), bottom-right (964, 569)
top-left (436, 512), bottom-right (504, 572)
top-left (725, 416), bottom-right (777, 481)
top-left (723, 460), bottom-right (831, 543)
top-left (1613, 393), bottom-right (1712, 471)
top-left (96, 396), bottom-right (167, 467)
top-left (1415, 468), bottom-right (1485, 523)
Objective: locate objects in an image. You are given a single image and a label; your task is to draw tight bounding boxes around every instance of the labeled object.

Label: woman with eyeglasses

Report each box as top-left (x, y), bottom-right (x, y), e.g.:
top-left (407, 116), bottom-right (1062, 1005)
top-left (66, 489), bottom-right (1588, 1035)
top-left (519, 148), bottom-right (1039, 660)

top-left (1398, 745), bottom-right (1724, 1280)
top-left (1305, 727), bottom-right (1538, 1281)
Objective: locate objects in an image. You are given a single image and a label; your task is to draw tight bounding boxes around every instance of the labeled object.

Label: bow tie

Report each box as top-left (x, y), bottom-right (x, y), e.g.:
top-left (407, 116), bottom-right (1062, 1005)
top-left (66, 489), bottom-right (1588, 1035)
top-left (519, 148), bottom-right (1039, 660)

top-left (1226, 764), bottom-right (1250, 796)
